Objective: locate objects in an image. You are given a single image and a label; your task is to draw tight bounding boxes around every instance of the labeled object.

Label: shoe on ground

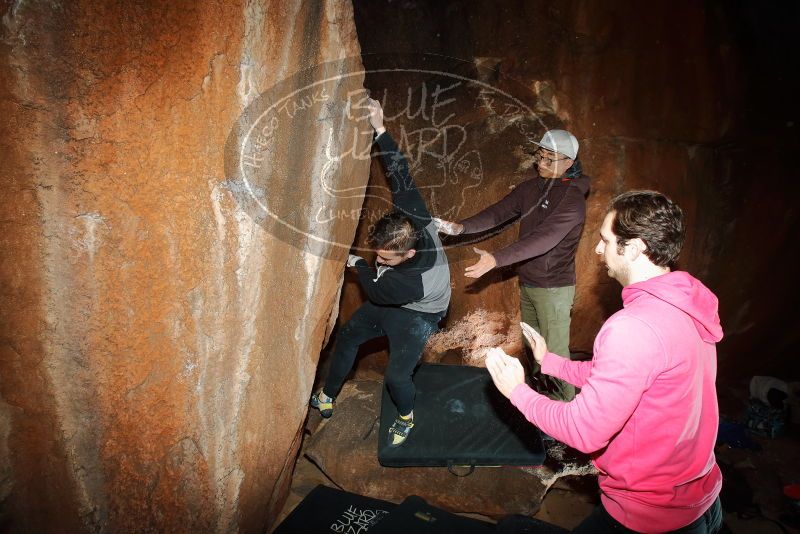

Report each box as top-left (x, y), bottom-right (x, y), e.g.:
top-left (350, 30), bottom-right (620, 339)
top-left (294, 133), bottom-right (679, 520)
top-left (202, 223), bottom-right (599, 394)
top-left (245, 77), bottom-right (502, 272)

top-left (387, 415), bottom-right (414, 448)
top-left (310, 391), bottom-right (334, 418)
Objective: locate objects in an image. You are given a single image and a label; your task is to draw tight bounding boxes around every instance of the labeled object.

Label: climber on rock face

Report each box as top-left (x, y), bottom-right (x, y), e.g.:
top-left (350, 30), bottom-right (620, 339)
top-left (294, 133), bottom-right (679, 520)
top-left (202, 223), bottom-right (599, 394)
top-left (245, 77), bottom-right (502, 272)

top-left (310, 98), bottom-right (450, 448)
top-left (434, 129), bottom-right (589, 402)
top-left (486, 191), bottom-right (724, 534)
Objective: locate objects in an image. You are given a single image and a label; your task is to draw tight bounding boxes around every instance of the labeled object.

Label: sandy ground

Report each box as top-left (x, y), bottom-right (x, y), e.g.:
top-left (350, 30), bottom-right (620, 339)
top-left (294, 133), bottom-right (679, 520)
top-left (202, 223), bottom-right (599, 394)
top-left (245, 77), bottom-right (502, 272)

top-left (274, 353), bottom-right (800, 532)
top-left (275, 432), bottom-right (800, 532)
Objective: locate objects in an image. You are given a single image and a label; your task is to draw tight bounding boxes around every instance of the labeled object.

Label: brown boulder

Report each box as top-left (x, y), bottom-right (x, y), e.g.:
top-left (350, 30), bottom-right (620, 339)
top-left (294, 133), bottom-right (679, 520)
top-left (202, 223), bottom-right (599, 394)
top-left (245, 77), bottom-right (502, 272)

top-left (0, 1), bottom-right (370, 531)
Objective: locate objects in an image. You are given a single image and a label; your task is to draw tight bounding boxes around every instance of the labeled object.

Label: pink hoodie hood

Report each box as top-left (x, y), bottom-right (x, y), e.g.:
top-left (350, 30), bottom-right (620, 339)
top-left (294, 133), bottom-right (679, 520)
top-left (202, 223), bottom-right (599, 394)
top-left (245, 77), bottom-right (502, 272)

top-left (622, 270), bottom-right (723, 343)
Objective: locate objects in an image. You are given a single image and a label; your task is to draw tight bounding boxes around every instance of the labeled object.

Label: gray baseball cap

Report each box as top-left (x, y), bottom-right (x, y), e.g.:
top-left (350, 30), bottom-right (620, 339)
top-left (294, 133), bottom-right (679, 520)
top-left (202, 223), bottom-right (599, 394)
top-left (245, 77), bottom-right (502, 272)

top-left (533, 129), bottom-right (579, 159)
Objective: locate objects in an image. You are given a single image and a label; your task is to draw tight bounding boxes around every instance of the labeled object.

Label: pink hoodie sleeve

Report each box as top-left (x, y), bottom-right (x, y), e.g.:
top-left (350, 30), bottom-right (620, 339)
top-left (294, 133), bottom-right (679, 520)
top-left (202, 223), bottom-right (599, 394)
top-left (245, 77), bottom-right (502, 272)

top-left (541, 352), bottom-right (593, 387)
top-left (510, 315), bottom-right (664, 453)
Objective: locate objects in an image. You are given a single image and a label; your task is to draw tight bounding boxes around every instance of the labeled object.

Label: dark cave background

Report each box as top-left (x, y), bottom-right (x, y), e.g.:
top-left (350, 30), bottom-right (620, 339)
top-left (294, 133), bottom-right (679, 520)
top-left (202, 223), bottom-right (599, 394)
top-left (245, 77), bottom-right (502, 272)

top-left (2, 1), bottom-right (799, 531)
top-left (342, 0), bottom-right (800, 381)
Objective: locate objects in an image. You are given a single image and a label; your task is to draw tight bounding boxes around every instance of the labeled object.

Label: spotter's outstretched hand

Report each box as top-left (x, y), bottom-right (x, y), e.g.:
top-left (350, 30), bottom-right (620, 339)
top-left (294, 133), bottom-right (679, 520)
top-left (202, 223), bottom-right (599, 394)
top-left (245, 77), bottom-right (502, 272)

top-left (464, 247), bottom-right (497, 278)
top-left (433, 217), bottom-right (464, 236)
top-left (520, 322), bottom-right (547, 365)
top-left (485, 347), bottom-right (526, 399)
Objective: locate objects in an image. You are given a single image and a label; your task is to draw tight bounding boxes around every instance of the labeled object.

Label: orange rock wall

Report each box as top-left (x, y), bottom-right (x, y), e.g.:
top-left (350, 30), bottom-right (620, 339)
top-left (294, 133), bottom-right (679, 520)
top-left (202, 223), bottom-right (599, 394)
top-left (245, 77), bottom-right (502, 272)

top-left (0, 1), bottom-right (369, 532)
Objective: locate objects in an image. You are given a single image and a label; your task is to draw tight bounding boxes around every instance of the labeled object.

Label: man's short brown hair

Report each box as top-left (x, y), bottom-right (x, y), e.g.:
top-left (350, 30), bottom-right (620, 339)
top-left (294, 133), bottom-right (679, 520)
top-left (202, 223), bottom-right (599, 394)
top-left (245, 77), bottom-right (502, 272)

top-left (368, 211), bottom-right (419, 252)
top-left (610, 191), bottom-right (685, 268)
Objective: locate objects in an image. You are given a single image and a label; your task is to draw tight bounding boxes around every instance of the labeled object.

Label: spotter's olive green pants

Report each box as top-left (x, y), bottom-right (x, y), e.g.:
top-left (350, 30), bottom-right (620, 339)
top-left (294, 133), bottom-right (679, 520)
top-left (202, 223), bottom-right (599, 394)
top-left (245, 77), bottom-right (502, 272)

top-left (520, 284), bottom-right (576, 401)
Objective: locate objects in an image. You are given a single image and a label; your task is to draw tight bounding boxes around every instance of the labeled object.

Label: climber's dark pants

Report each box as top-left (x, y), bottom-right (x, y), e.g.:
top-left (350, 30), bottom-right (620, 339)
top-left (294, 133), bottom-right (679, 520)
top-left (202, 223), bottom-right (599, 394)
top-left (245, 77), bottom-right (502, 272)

top-left (323, 302), bottom-right (443, 416)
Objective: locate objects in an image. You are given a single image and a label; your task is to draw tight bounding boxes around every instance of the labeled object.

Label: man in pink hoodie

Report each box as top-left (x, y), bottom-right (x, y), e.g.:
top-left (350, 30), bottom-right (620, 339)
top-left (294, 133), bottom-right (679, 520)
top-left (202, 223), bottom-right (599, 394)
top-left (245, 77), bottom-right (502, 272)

top-left (487, 190), bottom-right (723, 533)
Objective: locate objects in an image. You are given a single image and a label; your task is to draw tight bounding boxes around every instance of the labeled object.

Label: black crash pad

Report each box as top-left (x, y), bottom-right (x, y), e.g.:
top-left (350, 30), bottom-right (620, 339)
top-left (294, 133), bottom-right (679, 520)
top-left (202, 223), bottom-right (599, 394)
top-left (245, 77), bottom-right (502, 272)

top-left (370, 495), bottom-right (494, 533)
top-left (273, 484), bottom-right (395, 534)
top-left (378, 363), bottom-right (545, 467)
top-left (495, 514), bottom-right (570, 533)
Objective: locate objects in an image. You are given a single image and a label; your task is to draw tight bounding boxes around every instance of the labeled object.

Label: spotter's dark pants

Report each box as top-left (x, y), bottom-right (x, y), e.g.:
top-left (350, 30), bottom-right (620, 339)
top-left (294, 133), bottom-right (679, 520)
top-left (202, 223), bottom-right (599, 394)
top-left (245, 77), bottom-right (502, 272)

top-left (323, 302), bottom-right (442, 416)
top-left (572, 496), bottom-right (722, 534)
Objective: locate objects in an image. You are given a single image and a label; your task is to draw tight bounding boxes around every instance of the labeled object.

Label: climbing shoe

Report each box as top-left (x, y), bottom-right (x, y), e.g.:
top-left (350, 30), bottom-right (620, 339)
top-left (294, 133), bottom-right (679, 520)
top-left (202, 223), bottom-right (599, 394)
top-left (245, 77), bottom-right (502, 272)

top-left (310, 391), bottom-right (334, 418)
top-left (387, 414), bottom-right (414, 448)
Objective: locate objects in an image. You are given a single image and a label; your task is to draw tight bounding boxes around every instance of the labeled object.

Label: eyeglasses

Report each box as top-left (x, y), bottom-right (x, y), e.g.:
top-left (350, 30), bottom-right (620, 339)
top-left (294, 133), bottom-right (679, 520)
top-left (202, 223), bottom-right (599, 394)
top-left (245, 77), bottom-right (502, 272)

top-left (534, 149), bottom-right (570, 165)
